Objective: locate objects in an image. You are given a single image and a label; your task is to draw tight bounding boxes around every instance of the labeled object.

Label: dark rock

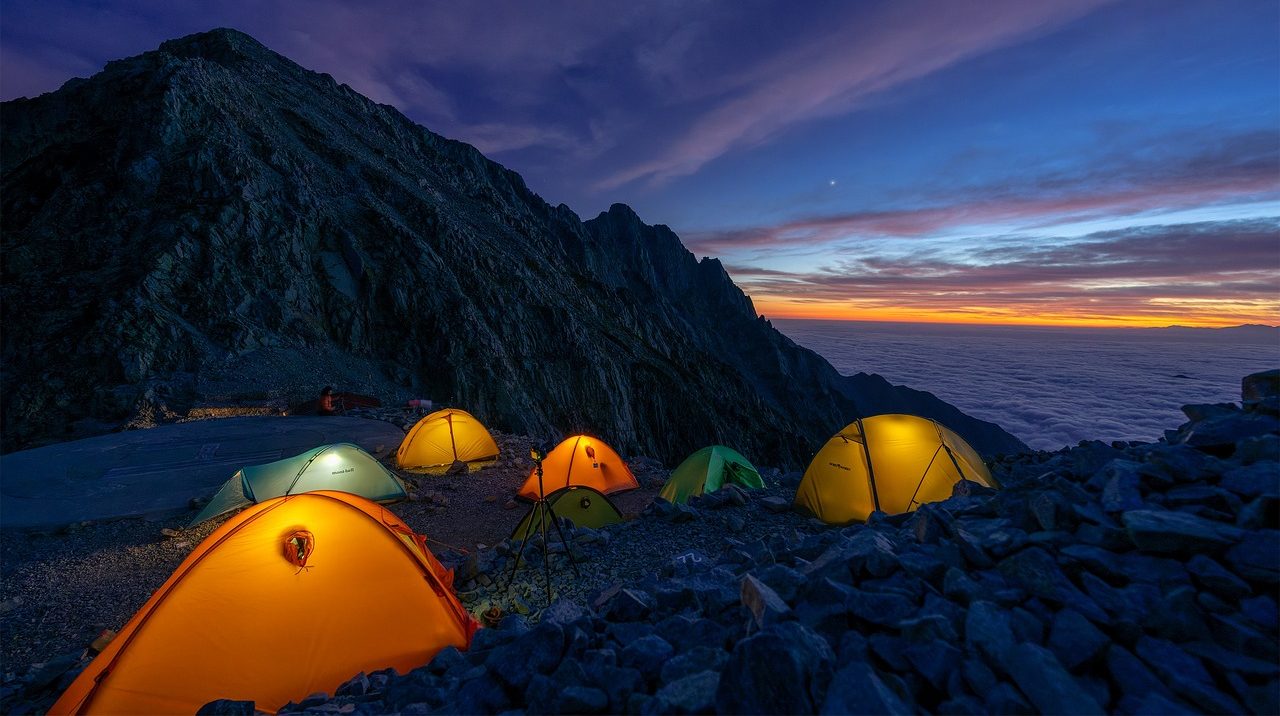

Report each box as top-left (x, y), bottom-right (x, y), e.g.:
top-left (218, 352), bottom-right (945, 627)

top-left (965, 601), bottom-right (1015, 664)
top-left (1132, 692), bottom-right (1198, 715)
top-left (1047, 608), bottom-right (1108, 670)
top-left (997, 547), bottom-right (1106, 621)
top-left (196, 700), bottom-right (256, 715)
top-left (555, 686), bottom-right (609, 714)
top-left (602, 588), bottom-right (656, 622)
top-left (985, 682), bottom-right (1034, 715)
top-left (660, 646), bottom-right (727, 685)
top-left (904, 641), bottom-right (962, 690)
top-left (751, 563), bottom-right (805, 603)
top-left (445, 460), bottom-right (468, 475)
top-left (741, 573), bottom-right (792, 630)
top-left (897, 613), bottom-right (957, 644)
top-left (454, 671), bottom-right (511, 714)
top-left (1122, 509), bottom-right (1240, 553)
top-left (1242, 369), bottom-right (1280, 405)
top-left (654, 670), bottom-right (719, 714)
top-left (1182, 641), bottom-right (1277, 677)
top-left (820, 660), bottom-right (912, 715)
top-left (1239, 594), bottom-right (1279, 630)
top-left (1219, 462), bottom-right (1280, 499)
top-left (335, 671), bottom-right (370, 697)
top-left (760, 496), bottom-right (792, 513)
top-left (1144, 585), bottom-right (1211, 642)
top-left (542, 597), bottom-right (586, 625)
top-left (1185, 554), bottom-right (1251, 598)
top-left (847, 588), bottom-right (915, 627)
top-left (1132, 636), bottom-right (1246, 712)
top-left (619, 634), bottom-right (674, 682)
top-left (1181, 411), bottom-right (1280, 452)
top-left (1098, 460), bottom-right (1145, 512)
top-left (485, 621), bottom-right (564, 690)
top-left (1224, 529), bottom-right (1280, 582)
top-left (716, 622), bottom-right (834, 715)
top-left (1002, 643), bottom-right (1103, 715)
top-left (656, 615), bottom-right (728, 653)
top-left (1106, 644), bottom-right (1174, 703)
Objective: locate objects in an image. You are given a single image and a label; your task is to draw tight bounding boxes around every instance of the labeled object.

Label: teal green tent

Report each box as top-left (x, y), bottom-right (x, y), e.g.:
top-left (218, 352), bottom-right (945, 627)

top-left (659, 445), bottom-right (763, 504)
top-left (188, 443), bottom-right (406, 527)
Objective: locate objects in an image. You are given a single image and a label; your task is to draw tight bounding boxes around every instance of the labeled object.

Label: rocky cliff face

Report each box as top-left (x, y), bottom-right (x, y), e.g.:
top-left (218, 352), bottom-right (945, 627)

top-left (0, 28), bottom-right (1025, 462)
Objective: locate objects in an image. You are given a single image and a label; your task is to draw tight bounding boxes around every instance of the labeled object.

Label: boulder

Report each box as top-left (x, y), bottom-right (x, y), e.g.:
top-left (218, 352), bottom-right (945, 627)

top-left (1002, 643), bottom-right (1103, 715)
top-left (654, 670), bottom-right (720, 714)
top-left (716, 622), bottom-right (834, 714)
top-left (1122, 510), bottom-right (1240, 553)
top-left (1048, 609), bottom-right (1108, 670)
top-left (741, 573), bottom-right (792, 629)
top-left (196, 700), bottom-right (257, 715)
top-left (820, 660), bottom-right (913, 715)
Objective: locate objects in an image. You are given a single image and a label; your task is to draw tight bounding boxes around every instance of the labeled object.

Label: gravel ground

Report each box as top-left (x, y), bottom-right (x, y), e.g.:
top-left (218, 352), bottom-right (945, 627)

top-left (0, 425), bottom-right (676, 691)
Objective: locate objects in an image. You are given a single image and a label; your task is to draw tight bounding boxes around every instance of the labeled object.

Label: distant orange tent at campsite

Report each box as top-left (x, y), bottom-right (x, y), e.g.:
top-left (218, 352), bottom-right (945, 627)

top-left (517, 435), bottom-right (638, 499)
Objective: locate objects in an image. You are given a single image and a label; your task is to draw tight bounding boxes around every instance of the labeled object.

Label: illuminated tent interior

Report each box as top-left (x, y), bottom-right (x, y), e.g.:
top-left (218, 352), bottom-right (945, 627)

top-left (511, 485), bottom-right (624, 539)
top-left (51, 492), bottom-right (477, 716)
top-left (396, 408), bottom-right (500, 473)
top-left (517, 435), bottom-right (638, 499)
top-left (188, 443), bottom-right (406, 527)
top-left (659, 445), bottom-right (763, 504)
top-left (795, 414), bottom-right (998, 524)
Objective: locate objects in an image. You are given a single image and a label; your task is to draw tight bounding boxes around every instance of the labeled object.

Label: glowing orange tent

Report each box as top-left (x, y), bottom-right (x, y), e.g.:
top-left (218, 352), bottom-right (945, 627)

top-left (50, 491), bottom-right (478, 715)
top-left (795, 414), bottom-right (998, 524)
top-left (397, 408), bottom-right (500, 473)
top-left (517, 435), bottom-right (638, 499)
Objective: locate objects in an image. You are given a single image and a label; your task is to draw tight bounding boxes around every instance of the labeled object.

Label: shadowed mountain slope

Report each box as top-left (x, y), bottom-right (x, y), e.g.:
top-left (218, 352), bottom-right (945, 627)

top-left (0, 28), bottom-right (1025, 462)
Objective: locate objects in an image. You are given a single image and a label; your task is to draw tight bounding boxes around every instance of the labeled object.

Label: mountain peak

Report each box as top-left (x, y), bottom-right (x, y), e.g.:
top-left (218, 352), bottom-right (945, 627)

top-left (156, 27), bottom-right (275, 64)
top-left (0, 30), bottom-right (1026, 460)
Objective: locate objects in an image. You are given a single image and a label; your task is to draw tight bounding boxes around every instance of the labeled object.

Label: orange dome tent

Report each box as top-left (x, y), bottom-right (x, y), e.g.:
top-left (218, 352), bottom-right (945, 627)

top-left (517, 435), bottom-right (638, 499)
top-left (397, 408), bottom-right (500, 473)
top-left (50, 491), bottom-right (478, 715)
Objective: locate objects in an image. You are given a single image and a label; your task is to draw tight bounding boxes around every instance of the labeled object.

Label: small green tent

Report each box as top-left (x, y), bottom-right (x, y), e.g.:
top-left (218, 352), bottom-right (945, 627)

top-left (659, 445), bottom-right (763, 504)
top-left (511, 485), bottom-right (623, 540)
top-left (188, 443), bottom-right (406, 527)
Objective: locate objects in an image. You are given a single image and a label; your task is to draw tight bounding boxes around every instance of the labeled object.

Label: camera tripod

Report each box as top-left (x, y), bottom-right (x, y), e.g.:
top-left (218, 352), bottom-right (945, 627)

top-left (505, 448), bottom-right (580, 606)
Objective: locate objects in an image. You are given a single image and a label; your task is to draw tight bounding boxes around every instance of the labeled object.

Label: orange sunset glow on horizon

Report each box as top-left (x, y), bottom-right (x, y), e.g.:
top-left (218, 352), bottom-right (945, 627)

top-left (750, 296), bottom-right (1280, 329)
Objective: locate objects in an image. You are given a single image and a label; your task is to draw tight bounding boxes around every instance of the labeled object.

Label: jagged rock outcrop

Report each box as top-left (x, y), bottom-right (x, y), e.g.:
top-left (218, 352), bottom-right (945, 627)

top-left (1, 28), bottom-right (1024, 461)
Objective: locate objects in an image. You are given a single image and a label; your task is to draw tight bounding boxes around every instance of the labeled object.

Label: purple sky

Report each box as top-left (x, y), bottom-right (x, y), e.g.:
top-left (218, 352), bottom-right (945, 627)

top-left (3, 0), bottom-right (1277, 325)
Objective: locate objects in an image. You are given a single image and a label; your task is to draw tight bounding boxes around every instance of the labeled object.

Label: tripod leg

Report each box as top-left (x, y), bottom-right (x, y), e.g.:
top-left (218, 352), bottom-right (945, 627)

top-left (504, 502), bottom-right (541, 592)
top-left (539, 503), bottom-right (553, 606)
top-left (548, 510), bottom-right (581, 577)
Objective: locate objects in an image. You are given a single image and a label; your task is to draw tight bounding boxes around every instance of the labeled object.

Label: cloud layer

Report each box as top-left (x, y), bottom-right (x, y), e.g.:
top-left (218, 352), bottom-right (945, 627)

top-left (777, 319), bottom-right (1279, 450)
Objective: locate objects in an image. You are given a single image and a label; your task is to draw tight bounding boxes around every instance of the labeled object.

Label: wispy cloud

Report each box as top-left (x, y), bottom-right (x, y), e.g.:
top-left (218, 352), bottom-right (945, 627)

top-left (729, 219), bottom-right (1280, 325)
top-left (686, 128), bottom-right (1280, 254)
top-left (595, 0), bottom-right (1114, 190)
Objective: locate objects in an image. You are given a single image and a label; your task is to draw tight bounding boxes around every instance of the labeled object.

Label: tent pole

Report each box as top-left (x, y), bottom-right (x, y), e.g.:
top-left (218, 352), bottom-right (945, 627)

top-left (856, 417), bottom-right (882, 513)
top-left (933, 420), bottom-right (970, 483)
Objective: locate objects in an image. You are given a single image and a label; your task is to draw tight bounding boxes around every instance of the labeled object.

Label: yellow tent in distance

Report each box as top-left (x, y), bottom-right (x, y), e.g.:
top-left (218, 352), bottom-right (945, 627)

top-left (795, 414), bottom-right (998, 525)
top-left (397, 408), bottom-right (500, 473)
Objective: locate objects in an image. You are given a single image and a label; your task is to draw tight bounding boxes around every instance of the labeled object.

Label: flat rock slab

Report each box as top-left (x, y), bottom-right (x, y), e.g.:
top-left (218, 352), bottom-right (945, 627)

top-left (0, 417), bottom-right (405, 529)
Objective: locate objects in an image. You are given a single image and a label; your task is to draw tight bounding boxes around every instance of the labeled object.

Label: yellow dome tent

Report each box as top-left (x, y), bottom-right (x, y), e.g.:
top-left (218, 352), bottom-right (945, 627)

top-left (50, 491), bottom-right (478, 715)
top-left (795, 414), bottom-right (998, 524)
top-left (517, 435), bottom-right (638, 499)
top-left (397, 408), bottom-right (500, 473)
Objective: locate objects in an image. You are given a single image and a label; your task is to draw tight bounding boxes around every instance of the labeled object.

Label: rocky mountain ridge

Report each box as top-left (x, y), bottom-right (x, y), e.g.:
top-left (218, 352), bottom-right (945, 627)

top-left (1, 28), bottom-right (1023, 462)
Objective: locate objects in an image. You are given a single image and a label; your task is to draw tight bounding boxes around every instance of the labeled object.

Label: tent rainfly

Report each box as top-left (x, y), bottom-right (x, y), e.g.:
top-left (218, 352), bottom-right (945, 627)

top-left (517, 435), bottom-right (638, 500)
top-left (50, 492), bottom-right (478, 715)
top-left (659, 445), bottom-right (763, 504)
top-left (511, 485), bottom-right (623, 539)
top-left (795, 413), bottom-right (998, 524)
top-left (397, 408), bottom-right (500, 473)
top-left (188, 443), bottom-right (405, 527)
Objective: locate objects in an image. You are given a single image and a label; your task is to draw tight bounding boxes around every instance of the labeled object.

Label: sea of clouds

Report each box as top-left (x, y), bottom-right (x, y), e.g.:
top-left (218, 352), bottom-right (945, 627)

top-left (775, 319), bottom-right (1280, 451)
